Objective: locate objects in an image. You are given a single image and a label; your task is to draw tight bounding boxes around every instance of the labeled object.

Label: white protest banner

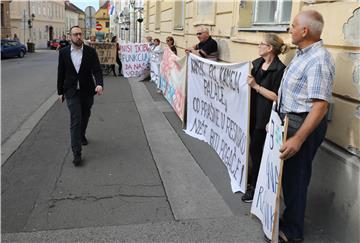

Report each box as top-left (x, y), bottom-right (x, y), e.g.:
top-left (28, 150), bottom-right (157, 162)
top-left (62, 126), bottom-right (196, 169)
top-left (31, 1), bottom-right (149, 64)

top-left (88, 42), bottom-right (117, 65)
top-left (251, 110), bottom-right (287, 242)
top-left (120, 43), bottom-right (150, 78)
top-left (185, 53), bottom-right (250, 193)
top-left (159, 47), bottom-right (187, 121)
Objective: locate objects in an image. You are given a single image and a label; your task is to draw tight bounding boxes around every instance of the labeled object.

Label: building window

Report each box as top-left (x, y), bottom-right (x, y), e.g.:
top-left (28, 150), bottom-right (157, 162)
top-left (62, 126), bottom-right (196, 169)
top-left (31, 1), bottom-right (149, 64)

top-left (155, 1), bottom-right (160, 30)
top-left (145, 1), bottom-right (149, 30)
top-left (174, 1), bottom-right (184, 29)
top-left (197, 0), bottom-right (214, 16)
top-left (106, 22), bottom-right (109, 28)
top-left (1, 3), bottom-right (4, 27)
top-left (253, 0), bottom-right (291, 25)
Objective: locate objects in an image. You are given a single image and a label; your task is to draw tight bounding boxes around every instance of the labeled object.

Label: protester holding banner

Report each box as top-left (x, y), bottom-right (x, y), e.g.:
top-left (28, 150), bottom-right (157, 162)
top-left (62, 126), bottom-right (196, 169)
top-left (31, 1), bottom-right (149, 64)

top-left (166, 36), bottom-right (177, 55)
top-left (110, 36), bottom-right (122, 77)
top-left (150, 38), bottom-right (164, 92)
top-left (185, 26), bottom-right (218, 61)
top-left (145, 36), bottom-right (155, 50)
top-left (241, 33), bottom-right (288, 203)
top-left (277, 10), bottom-right (335, 242)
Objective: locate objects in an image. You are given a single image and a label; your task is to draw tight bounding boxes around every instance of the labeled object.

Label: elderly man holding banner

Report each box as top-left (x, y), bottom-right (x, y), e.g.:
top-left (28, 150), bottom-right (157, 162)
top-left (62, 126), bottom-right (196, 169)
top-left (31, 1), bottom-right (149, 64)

top-left (185, 26), bottom-right (218, 61)
top-left (275, 10), bottom-right (335, 242)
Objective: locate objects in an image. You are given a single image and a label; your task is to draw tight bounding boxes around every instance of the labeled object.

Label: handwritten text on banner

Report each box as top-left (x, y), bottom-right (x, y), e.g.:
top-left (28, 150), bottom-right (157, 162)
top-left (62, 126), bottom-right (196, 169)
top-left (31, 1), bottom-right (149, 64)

top-left (185, 54), bottom-right (250, 193)
top-left (121, 43), bottom-right (150, 78)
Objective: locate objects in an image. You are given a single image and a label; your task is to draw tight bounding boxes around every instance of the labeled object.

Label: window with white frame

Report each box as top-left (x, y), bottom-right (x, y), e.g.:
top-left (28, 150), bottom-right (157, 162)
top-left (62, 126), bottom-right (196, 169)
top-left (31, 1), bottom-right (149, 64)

top-left (197, 0), bottom-right (214, 16)
top-left (145, 1), bottom-right (149, 30)
top-left (155, 1), bottom-right (160, 30)
top-left (174, 1), bottom-right (185, 29)
top-left (253, 0), bottom-right (291, 25)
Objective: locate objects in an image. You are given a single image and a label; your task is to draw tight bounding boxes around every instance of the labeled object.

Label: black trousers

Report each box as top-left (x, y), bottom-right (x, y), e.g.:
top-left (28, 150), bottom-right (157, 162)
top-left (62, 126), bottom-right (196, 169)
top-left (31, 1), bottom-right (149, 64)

top-left (66, 92), bottom-right (94, 155)
top-left (249, 128), bottom-right (267, 188)
top-left (281, 116), bottom-right (327, 239)
top-left (111, 55), bottom-right (122, 75)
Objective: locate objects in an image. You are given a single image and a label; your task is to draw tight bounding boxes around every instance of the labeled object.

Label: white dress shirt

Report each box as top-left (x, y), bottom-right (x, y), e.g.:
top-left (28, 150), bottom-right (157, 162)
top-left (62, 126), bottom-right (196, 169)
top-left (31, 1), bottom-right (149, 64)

top-left (70, 45), bottom-right (83, 89)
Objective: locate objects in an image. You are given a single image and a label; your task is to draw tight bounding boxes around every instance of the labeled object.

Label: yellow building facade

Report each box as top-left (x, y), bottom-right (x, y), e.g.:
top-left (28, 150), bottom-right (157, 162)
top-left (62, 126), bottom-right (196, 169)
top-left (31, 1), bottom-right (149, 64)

top-left (95, 2), bottom-right (111, 39)
top-left (144, 1), bottom-right (360, 242)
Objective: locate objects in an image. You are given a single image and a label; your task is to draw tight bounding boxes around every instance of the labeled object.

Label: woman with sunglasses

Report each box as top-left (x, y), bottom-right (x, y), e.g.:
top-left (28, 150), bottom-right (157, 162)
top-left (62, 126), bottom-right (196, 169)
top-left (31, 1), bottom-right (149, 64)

top-left (242, 33), bottom-right (289, 203)
top-left (166, 36), bottom-right (177, 55)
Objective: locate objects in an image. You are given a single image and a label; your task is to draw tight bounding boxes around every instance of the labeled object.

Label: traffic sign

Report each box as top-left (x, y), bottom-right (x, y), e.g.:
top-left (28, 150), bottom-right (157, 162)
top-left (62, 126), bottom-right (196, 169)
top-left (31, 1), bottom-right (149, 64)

top-left (96, 23), bottom-right (102, 31)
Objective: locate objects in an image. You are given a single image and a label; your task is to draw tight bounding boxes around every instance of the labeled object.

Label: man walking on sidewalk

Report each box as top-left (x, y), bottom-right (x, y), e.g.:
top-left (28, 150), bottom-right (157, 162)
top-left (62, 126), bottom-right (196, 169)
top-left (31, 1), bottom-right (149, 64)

top-left (57, 25), bottom-right (104, 166)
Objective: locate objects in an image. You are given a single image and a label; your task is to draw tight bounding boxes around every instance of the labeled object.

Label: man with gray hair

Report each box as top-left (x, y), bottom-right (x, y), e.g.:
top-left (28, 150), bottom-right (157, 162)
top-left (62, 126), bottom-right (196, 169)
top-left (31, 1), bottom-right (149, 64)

top-left (185, 26), bottom-right (218, 61)
top-left (275, 10), bottom-right (335, 242)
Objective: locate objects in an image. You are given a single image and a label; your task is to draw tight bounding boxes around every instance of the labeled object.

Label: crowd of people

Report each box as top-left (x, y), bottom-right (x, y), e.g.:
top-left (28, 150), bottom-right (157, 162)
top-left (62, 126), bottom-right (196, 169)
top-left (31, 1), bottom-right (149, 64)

top-left (56, 9), bottom-right (334, 242)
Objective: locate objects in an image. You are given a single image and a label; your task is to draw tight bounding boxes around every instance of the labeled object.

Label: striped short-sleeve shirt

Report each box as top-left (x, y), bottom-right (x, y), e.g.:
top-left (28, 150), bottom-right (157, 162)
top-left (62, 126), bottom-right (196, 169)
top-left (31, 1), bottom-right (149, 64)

top-left (279, 40), bottom-right (335, 113)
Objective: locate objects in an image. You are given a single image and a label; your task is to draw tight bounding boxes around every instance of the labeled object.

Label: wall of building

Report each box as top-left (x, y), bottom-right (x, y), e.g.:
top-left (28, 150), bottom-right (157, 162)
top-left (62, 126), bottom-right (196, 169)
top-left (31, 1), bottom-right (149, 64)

top-left (10, 1), bottom-right (65, 48)
top-left (1, 1), bottom-right (12, 39)
top-left (144, 1), bottom-right (360, 242)
top-left (65, 10), bottom-right (79, 33)
top-left (78, 13), bottom-right (86, 36)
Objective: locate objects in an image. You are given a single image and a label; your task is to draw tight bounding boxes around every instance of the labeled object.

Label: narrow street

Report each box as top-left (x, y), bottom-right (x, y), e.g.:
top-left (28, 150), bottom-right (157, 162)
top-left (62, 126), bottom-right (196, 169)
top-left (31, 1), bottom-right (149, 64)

top-left (1, 51), bottom-right (337, 242)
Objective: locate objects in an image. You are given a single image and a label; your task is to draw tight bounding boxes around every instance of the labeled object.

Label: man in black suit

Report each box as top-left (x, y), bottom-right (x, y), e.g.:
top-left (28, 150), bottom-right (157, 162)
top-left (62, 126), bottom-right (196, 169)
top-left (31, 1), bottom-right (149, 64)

top-left (57, 26), bottom-right (103, 166)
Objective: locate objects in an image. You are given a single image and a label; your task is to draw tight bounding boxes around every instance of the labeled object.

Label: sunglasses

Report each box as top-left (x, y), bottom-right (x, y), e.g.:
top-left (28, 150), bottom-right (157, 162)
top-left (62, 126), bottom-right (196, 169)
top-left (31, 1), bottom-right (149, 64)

top-left (196, 32), bottom-right (203, 36)
top-left (259, 42), bottom-right (270, 46)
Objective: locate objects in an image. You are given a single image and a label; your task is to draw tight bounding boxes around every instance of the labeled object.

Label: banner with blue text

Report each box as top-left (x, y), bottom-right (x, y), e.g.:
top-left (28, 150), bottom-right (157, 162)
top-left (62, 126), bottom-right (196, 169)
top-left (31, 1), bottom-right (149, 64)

top-left (120, 43), bottom-right (150, 78)
top-left (251, 109), bottom-right (285, 242)
top-left (185, 53), bottom-right (250, 193)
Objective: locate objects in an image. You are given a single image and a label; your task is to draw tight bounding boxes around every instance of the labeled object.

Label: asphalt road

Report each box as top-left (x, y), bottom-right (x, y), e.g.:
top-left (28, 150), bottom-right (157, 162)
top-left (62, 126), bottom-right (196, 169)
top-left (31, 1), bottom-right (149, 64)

top-left (1, 50), bottom-right (58, 144)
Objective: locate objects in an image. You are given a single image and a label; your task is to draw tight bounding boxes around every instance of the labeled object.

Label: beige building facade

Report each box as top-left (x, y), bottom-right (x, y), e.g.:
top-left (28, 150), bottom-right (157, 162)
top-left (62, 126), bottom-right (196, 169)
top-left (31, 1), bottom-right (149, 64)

top-left (10, 1), bottom-right (66, 48)
top-left (144, 1), bottom-right (360, 242)
top-left (1, 1), bottom-right (12, 39)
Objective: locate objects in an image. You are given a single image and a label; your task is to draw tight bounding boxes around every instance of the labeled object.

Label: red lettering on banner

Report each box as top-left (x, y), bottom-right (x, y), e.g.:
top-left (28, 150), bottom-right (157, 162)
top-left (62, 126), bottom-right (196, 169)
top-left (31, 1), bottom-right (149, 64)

top-left (121, 45), bottom-right (132, 53)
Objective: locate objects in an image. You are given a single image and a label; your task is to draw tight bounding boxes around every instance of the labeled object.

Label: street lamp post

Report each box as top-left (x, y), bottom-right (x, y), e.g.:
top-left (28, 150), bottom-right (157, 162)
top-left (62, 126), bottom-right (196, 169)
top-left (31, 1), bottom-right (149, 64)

top-left (130, 0), bottom-right (144, 43)
top-left (130, 0), bottom-right (136, 43)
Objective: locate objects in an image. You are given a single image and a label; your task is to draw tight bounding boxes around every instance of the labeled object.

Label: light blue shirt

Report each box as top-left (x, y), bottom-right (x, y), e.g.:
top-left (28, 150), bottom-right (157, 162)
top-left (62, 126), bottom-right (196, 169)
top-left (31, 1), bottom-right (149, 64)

top-left (279, 40), bottom-right (335, 113)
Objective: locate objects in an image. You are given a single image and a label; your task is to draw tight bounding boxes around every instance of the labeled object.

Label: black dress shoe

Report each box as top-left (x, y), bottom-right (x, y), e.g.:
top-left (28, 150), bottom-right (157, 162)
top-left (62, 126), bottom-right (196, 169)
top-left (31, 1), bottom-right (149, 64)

top-left (73, 154), bottom-right (82, 166)
top-left (81, 136), bottom-right (88, 146)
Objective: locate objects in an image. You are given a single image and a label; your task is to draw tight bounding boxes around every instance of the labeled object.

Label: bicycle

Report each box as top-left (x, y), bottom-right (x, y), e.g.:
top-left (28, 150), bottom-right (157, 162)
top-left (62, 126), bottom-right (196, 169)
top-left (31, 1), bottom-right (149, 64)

top-left (101, 64), bottom-right (112, 76)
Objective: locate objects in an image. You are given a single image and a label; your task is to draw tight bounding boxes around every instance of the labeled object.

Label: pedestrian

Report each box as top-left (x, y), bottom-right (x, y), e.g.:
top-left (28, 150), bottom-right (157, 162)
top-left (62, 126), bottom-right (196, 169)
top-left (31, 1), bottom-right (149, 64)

top-left (276, 10), bottom-right (335, 243)
top-left (185, 26), bottom-right (218, 61)
top-left (57, 25), bottom-right (104, 166)
top-left (166, 36), bottom-right (177, 55)
top-left (90, 35), bottom-right (96, 43)
top-left (57, 35), bottom-right (70, 51)
top-left (13, 33), bottom-right (20, 42)
top-left (241, 33), bottom-right (288, 203)
top-left (111, 35), bottom-right (122, 77)
top-left (145, 36), bottom-right (154, 50)
top-left (151, 38), bottom-right (163, 92)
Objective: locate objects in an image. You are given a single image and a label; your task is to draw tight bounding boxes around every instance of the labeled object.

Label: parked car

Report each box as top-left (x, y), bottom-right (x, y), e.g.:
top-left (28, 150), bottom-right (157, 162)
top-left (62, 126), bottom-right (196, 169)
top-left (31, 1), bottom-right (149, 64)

top-left (49, 39), bottom-right (61, 50)
top-left (0, 39), bottom-right (27, 58)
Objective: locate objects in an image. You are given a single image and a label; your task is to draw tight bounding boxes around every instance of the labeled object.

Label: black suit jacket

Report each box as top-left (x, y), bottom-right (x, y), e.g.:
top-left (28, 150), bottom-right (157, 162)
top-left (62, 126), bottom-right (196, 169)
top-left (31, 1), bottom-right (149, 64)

top-left (57, 44), bottom-right (103, 98)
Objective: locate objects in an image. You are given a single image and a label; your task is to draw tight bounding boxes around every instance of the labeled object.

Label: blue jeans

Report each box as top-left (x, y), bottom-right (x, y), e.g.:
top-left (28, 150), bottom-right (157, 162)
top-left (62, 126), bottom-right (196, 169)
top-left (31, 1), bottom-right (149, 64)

top-left (281, 116), bottom-right (327, 239)
top-left (66, 92), bottom-right (94, 155)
